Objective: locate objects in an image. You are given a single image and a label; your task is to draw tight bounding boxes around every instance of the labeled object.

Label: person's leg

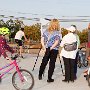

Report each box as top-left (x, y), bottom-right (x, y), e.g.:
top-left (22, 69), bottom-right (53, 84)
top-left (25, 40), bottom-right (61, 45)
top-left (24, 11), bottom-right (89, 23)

top-left (74, 51), bottom-right (79, 79)
top-left (19, 46), bottom-right (23, 56)
top-left (70, 59), bottom-right (75, 82)
top-left (83, 56), bottom-right (90, 77)
top-left (39, 48), bottom-right (50, 79)
top-left (62, 57), bottom-right (70, 82)
top-left (15, 39), bottom-right (20, 54)
top-left (19, 40), bottom-right (23, 57)
top-left (48, 49), bottom-right (58, 82)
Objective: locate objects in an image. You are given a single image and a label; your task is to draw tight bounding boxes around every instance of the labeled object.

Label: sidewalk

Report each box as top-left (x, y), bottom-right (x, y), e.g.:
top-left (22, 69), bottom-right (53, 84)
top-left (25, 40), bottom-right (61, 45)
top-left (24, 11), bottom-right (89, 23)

top-left (0, 53), bottom-right (89, 90)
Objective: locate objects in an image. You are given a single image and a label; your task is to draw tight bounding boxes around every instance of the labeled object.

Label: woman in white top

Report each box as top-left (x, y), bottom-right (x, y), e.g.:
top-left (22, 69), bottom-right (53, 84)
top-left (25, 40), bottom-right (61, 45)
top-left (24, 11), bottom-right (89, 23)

top-left (15, 28), bottom-right (27, 58)
top-left (60, 26), bottom-right (78, 83)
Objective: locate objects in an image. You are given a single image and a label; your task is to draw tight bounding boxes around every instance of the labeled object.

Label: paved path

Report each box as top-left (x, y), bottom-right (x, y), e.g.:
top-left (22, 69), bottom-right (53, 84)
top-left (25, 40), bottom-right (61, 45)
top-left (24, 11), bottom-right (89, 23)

top-left (0, 53), bottom-right (89, 90)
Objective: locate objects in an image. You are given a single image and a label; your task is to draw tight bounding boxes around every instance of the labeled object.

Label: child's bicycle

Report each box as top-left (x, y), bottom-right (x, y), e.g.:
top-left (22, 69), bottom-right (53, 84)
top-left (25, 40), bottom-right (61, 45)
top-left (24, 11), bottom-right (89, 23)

top-left (0, 54), bottom-right (34, 90)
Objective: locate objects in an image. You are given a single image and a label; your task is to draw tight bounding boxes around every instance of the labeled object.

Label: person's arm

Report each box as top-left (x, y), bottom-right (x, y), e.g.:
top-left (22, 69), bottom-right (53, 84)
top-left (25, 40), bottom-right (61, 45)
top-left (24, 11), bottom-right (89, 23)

top-left (41, 37), bottom-right (46, 50)
top-left (50, 33), bottom-right (61, 50)
top-left (24, 33), bottom-right (28, 41)
top-left (50, 40), bottom-right (59, 50)
top-left (77, 35), bottom-right (80, 47)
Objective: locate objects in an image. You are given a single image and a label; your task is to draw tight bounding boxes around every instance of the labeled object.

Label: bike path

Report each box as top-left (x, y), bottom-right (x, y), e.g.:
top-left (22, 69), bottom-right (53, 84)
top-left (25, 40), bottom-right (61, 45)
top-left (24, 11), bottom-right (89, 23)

top-left (0, 54), bottom-right (89, 90)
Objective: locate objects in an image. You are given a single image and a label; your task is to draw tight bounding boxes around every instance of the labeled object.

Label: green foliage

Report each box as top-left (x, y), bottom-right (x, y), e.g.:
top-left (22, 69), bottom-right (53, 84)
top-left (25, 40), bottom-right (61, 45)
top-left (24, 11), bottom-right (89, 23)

top-left (78, 29), bottom-right (88, 43)
top-left (61, 28), bottom-right (68, 37)
top-left (0, 18), bottom-right (88, 43)
top-left (24, 23), bottom-right (41, 41)
top-left (61, 28), bottom-right (88, 44)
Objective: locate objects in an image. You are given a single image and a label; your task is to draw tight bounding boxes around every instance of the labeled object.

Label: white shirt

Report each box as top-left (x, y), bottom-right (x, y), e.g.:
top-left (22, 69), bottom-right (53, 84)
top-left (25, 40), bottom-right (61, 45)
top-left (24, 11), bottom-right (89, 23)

top-left (60, 33), bottom-right (77, 59)
top-left (15, 30), bottom-right (24, 40)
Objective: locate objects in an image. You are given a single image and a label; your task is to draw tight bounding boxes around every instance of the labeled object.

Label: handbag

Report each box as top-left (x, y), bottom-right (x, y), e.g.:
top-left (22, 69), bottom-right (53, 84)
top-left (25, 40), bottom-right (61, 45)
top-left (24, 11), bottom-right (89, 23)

top-left (64, 41), bottom-right (77, 51)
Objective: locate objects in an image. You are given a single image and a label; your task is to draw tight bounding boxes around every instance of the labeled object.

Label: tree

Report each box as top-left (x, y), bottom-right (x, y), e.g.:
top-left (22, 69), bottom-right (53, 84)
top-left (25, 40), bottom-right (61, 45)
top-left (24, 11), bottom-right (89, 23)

top-left (0, 19), bottom-right (5, 27)
top-left (61, 28), bottom-right (68, 37)
top-left (61, 27), bottom-right (88, 44)
top-left (24, 23), bottom-right (41, 42)
top-left (79, 29), bottom-right (88, 43)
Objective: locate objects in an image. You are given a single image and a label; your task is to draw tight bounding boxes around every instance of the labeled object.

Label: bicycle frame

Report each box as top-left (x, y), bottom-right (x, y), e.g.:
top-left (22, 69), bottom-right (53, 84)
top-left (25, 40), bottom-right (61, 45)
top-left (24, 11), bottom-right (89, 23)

top-left (0, 59), bottom-right (24, 82)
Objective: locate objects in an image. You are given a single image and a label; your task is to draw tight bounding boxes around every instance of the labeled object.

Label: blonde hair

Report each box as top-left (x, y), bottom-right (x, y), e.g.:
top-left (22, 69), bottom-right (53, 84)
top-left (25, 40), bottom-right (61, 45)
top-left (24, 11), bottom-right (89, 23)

top-left (48, 19), bottom-right (60, 32)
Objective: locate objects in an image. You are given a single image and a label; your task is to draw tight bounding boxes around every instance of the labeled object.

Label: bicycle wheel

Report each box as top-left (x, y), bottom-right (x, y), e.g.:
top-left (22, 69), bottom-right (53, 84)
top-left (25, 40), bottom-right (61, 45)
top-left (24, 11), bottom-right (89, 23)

top-left (77, 56), bottom-right (82, 68)
top-left (83, 60), bottom-right (88, 67)
top-left (12, 69), bottom-right (34, 90)
top-left (87, 74), bottom-right (90, 86)
top-left (82, 54), bottom-right (88, 67)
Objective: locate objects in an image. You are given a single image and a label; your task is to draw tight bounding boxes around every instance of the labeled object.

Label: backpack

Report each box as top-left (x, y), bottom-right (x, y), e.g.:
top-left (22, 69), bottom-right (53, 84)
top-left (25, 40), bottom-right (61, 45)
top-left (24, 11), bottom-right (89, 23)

top-left (64, 41), bottom-right (77, 51)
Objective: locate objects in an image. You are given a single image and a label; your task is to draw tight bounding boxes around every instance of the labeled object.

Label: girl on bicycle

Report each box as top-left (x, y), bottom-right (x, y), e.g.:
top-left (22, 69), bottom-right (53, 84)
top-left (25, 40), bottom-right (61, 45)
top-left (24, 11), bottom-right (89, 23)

top-left (0, 27), bottom-right (14, 61)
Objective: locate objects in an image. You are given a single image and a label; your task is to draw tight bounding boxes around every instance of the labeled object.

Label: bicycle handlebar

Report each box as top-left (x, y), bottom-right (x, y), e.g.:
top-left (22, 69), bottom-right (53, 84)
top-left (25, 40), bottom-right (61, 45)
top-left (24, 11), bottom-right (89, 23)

top-left (78, 47), bottom-right (86, 50)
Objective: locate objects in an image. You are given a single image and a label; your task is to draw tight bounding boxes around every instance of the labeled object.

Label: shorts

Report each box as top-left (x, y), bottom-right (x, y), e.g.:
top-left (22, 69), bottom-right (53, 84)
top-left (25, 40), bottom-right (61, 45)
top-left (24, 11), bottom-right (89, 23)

top-left (15, 39), bottom-right (22, 46)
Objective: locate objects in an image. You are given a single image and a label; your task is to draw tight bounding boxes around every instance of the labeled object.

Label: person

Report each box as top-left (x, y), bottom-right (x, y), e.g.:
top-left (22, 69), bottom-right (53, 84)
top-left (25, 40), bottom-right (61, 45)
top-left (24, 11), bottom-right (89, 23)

top-left (0, 27), bottom-right (14, 82)
top-left (15, 27), bottom-right (28, 58)
top-left (0, 27), bottom-right (14, 61)
top-left (38, 19), bottom-right (61, 83)
top-left (60, 25), bottom-right (78, 83)
top-left (83, 23), bottom-right (90, 76)
top-left (86, 23), bottom-right (90, 64)
top-left (71, 25), bottom-right (80, 80)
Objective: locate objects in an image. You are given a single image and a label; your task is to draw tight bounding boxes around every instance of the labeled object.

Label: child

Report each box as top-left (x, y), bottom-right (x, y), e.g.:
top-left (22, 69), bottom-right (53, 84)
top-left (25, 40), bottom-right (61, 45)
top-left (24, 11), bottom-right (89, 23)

top-left (0, 28), bottom-right (14, 82)
top-left (0, 30), bottom-right (14, 61)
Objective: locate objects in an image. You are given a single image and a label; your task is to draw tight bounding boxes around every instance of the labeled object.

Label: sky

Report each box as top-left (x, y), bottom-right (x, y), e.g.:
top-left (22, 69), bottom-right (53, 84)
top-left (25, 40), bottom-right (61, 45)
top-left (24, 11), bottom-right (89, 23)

top-left (0, 0), bottom-right (90, 30)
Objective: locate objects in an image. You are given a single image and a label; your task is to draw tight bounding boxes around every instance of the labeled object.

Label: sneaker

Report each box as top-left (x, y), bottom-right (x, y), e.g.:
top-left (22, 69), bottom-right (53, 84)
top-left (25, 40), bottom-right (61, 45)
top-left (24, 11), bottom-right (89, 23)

top-left (47, 79), bottom-right (54, 83)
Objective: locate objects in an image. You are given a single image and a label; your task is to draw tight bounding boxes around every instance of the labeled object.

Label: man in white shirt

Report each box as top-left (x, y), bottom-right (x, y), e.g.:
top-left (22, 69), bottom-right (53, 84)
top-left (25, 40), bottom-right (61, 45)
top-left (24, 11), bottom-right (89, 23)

top-left (60, 26), bottom-right (78, 83)
top-left (15, 28), bottom-right (27, 58)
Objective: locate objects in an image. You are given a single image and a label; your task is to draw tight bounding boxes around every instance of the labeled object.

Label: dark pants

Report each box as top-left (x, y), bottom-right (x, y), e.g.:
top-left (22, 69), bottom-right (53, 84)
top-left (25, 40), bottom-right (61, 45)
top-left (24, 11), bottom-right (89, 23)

top-left (74, 51), bottom-right (79, 76)
top-left (63, 57), bottom-right (75, 81)
top-left (39, 48), bottom-right (58, 79)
